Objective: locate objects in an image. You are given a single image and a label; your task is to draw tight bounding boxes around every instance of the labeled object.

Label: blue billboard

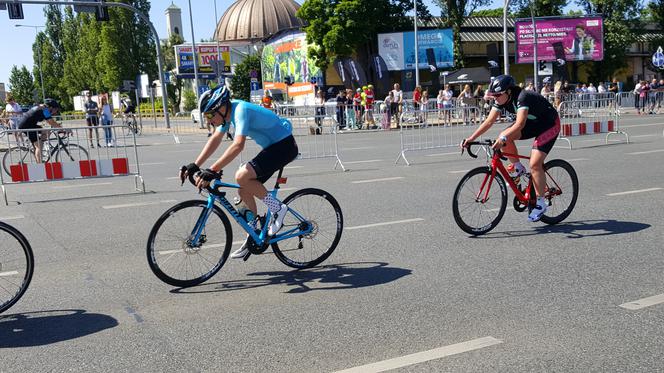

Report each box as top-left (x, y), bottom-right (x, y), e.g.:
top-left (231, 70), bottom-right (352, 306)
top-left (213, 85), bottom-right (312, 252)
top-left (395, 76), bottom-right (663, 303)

top-left (378, 29), bottom-right (454, 71)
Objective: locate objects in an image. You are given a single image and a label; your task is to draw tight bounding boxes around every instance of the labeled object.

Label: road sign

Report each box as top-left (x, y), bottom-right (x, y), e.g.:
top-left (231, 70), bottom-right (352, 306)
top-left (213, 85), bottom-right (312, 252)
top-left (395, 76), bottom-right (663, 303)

top-left (73, 0), bottom-right (97, 13)
top-left (653, 46), bottom-right (664, 69)
top-left (198, 85), bottom-right (209, 96)
top-left (249, 70), bottom-right (258, 79)
top-left (164, 72), bottom-right (171, 84)
top-left (8, 3), bottom-right (24, 19)
top-left (250, 81), bottom-right (261, 91)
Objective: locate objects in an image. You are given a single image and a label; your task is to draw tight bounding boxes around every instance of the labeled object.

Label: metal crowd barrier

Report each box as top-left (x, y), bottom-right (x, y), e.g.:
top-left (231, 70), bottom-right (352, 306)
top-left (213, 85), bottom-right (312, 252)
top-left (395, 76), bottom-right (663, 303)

top-left (557, 98), bottom-right (628, 150)
top-left (0, 124), bottom-right (144, 204)
top-left (395, 106), bottom-right (481, 165)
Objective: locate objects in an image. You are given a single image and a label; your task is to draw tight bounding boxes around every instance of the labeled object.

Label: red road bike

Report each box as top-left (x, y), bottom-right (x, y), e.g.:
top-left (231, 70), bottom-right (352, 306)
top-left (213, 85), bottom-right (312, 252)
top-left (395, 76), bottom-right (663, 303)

top-left (452, 140), bottom-right (579, 235)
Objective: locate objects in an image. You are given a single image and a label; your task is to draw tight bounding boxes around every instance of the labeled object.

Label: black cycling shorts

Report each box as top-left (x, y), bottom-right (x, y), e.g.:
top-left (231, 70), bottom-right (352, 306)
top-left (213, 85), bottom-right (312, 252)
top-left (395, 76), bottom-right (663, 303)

top-left (22, 124), bottom-right (43, 143)
top-left (511, 116), bottom-right (560, 154)
top-left (248, 135), bottom-right (298, 183)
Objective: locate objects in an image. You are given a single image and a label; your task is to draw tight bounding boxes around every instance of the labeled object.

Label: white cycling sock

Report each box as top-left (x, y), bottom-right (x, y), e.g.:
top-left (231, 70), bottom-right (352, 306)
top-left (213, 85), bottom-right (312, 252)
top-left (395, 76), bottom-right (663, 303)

top-left (262, 194), bottom-right (282, 213)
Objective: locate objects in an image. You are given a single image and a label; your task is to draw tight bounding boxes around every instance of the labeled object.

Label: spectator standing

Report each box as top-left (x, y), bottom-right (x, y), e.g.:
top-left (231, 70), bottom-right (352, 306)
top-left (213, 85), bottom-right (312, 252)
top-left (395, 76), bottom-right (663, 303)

top-left (390, 83), bottom-right (403, 128)
top-left (442, 84), bottom-right (454, 124)
top-left (261, 90), bottom-right (273, 109)
top-left (312, 89), bottom-right (325, 134)
top-left (587, 83), bottom-right (597, 94)
top-left (335, 90), bottom-right (346, 129)
top-left (553, 81), bottom-right (563, 109)
top-left (540, 83), bottom-right (551, 97)
top-left (364, 84), bottom-right (376, 127)
top-left (436, 89), bottom-right (444, 121)
top-left (4, 95), bottom-right (24, 144)
top-left (382, 91), bottom-right (394, 130)
top-left (648, 78), bottom-right (659, 114)
top-left (525, 82), bottom-right (535, 91)
top-left (413, 86), bottom-right (422, 122)
top-left (100, 95), bottom-right (114, 147)
top-left (421, 90), bottom-right (429, 125)
top-left (85, 92), bottom-right (101, 148)
top-left (353, 88), bottom-right (363, 129)
top-left (598, 83), bottom-right (606, 94)
top-left (633, 80), bottom-right (643, 114)
top-left (458, 84), bottom-right (473, 125)
top-left (345, 89), bottom-right (356, 130)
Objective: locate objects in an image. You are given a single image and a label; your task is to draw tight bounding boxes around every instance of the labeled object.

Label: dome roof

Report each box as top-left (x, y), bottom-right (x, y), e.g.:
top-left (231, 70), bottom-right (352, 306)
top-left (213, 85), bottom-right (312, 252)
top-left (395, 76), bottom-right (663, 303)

top-left (214, 0), bottom-right (303, 43)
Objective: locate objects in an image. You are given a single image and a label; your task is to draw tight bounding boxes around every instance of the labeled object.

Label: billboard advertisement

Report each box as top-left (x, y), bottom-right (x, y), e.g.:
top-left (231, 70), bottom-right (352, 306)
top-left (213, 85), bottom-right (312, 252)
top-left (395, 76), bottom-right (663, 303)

top-left (515, 16), bottom-right (604, 63)
top-left (175, 43), bottom-right (231, 79)
top-left (378, 29), bottom-right (454, 71)
top-left (261, 31), bottom-right (323, 97)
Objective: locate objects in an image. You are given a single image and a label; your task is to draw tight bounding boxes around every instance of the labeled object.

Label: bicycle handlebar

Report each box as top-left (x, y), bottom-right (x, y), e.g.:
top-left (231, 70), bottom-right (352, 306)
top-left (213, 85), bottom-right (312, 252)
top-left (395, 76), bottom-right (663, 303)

top-left (462, 139), bottom-right (508, 161)
top-left (181, 167), bottom-right (225, 197)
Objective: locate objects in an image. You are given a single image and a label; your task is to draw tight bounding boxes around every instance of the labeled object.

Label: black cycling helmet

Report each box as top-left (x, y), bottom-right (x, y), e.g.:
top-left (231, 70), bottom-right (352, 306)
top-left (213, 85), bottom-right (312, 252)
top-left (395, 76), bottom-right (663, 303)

top-left (199, 85), bottom-right (231, 114)
top-left (487, 75), bottom-right (516, 96)
top-left (44, 98), bottom-right (61, 110)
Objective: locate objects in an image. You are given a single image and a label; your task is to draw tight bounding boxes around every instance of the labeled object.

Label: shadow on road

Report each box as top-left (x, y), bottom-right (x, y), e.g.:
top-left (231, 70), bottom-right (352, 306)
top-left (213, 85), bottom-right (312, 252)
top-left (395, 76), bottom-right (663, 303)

top-left (0, 309), bottom-right (118, 348)
top-left (474, 219), bottom-right (650, 239)
top-left (171, 261), bottom-right (412, 294)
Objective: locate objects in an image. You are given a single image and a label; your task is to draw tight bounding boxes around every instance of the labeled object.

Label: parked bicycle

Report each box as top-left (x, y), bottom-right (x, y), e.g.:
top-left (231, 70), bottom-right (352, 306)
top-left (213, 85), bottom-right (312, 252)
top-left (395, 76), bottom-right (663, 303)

top-left (147, 168), bottom-right (344, 287)
top-left (452, 139), bottom-right (579, 235)
top-left (0, 221), bottom-right (34, 314)
top-left (2, 130), bottom-right (90, 177)
top-left (117, 112), bottom-right (141, 136)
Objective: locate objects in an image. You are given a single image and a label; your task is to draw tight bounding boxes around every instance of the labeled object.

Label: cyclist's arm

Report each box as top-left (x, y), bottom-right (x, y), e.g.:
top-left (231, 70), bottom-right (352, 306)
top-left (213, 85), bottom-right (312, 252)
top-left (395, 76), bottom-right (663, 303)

top-left (194, 130), bottom-right (224, 167)
top-left (466, 108), bottom-right (501, 141)
top-left (499, 108), bottom-right (527, 141)
top-left (208, 134), bottom-right (246, 172)
top-left (46, 118), bottom-right (62, 128)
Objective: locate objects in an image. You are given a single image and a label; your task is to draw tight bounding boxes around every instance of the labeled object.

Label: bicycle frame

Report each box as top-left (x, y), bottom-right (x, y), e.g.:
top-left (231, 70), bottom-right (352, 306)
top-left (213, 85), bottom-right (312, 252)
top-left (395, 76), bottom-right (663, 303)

top-left (478, 150), bottom-right (534, 205)
top-left (188, 177), bottom-right (313, 249)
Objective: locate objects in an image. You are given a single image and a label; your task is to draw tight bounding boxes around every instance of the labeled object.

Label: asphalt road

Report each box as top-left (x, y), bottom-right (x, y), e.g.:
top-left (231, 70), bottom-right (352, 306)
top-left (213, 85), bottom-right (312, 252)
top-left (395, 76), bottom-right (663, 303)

top-left (1, 113), bottom-right (663, 372)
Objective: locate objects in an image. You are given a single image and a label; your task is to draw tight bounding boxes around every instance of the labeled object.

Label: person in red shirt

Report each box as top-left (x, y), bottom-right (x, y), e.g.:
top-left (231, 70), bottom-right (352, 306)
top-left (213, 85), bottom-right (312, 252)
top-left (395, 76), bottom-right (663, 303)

top-left (353, 88), bottom-right (363, 129)
top-left (261, 90), bottom-right (273, 109)
top-left (413, 86), bottom-right (422, 122)
top-left (364, 84), bottom-right (375, 126)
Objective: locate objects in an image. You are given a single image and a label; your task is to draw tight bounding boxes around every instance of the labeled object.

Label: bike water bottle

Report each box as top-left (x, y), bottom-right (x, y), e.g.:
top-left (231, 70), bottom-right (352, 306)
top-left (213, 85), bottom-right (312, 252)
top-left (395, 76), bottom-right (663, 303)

top-left (507, 163), bottom-right (521, 186)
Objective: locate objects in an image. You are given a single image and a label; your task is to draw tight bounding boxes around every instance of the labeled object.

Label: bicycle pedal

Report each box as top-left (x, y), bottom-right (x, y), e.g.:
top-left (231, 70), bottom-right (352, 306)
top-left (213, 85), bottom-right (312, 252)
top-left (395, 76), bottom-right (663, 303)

top-left (242, 252), bottom-right (251, 261)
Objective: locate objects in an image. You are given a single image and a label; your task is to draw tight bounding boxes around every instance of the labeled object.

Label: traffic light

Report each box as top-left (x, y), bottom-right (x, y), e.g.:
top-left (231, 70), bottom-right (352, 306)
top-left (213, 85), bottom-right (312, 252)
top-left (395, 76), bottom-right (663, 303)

top-left (8, 3), bottom-right (24, 20)
top-left (96, 0), bottom-right (109, 21)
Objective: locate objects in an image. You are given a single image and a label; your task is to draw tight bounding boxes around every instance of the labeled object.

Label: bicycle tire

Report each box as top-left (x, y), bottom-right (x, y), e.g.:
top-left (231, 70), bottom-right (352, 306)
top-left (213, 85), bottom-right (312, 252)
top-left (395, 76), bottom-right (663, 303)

top-left (55, 144), bottom-right (89, 163)
top-left (0, 221), bottom-right (34, 314)
top-left (134, 120), bottom-right (142, 136)
top-left (539, 159), bottom-right (579, 225)
top-left (271, 188), bottom-right (343, 269)
top-left (147, 200), bottom-right (232, 287)
top-left (2, 146), bottom-right (31, 177)
top-left (452, 166), bottom-right (508, 235)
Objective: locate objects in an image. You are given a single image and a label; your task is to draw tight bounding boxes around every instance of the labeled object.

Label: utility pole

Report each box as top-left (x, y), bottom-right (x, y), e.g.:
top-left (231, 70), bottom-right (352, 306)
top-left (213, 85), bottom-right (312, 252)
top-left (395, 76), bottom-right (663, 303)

top-left (414, 0), bottom-right (420, 87)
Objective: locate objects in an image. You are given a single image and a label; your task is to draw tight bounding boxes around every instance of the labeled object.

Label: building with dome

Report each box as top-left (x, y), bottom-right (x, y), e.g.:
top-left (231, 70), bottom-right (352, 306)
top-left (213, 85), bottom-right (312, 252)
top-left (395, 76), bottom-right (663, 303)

top-left (214, 0), bottom-right (303, 44)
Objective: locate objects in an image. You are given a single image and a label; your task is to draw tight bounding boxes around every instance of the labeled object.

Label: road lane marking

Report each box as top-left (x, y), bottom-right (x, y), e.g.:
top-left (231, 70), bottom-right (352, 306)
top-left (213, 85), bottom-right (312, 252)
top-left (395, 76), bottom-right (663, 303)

top-left (425, 152), bottom-right (459, 157)
top-left (0, 271), bottom-right (19, 277)
top-left (102, 200), bottom-right (177, 209)
top-left (630, 134), bottom-right (657, 138)
top-left (626, 149), bottom-right (664, 155)
top-left (0, 215), bottom-right (25, 220)
top-left (566, 158), bottom-right (589, 162)
top-left (53, 182), bottom-right (113, 189)
top-left (347, 218), bottom-right (424, 230)
top-left (606, 188), bottom-right (662, 196)
top-left (448, 170), bottom-right (469, 174)
top-left (333, 336), bottom-right (503, 373)
top-left (621, 122), bottom-right (664, 128)
top-left (165, 176), bottom-right (180, 180)
top-left (351, 177), bottom-right (404, 184)
top-left (285, 165), bottom-right (304, 169)
top-left (344, 146), bottom-right (376, 150)
top-left (619, 294), bottom-right (664, 310)
top-left (138, 162), bottom-right (166, 166)
top-left (345, 159), bottom-right (384, 164)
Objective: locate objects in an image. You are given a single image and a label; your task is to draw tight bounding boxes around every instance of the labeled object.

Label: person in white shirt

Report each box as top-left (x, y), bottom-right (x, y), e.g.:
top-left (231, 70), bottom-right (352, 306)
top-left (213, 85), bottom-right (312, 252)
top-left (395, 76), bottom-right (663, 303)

top-left (4, 95), bottom-right (24, 143)
top-left (587, 83), bottom-right (597, 94)
top-left (390, 83), bottom-right (403, 128)
top-left (100, 95), bottom-right (115, 147)
top-left (597, 83), bottom-right (606, 93)
top-left (442, 84), bottom-right (454, 124)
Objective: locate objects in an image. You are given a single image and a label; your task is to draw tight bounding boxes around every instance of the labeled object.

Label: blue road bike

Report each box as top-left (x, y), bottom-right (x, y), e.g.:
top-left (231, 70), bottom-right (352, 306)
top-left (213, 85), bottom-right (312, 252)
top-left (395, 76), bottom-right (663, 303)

top-left (147, 168), bottom-right (343, 287)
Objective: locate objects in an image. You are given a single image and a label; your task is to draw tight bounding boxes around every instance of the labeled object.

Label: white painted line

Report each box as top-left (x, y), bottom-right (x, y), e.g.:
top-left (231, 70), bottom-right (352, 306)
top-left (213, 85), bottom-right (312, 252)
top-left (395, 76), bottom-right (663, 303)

top-left (102, 200), bottom-right (177, 209)
top-left (0, 270), bottom-right (19, 277)
top-left (621, 122), bottom-right (664, 128)
top-left (630, 134), bottom-right (657, 138)
top-left (345, 159), bottom-right (384, 164)
top-left (333, 336), bottom-right (503, 373)
top-left (165, 176), bottom-right (180, 180)
top-left (425, 152), bottom-right (459, 157)
top-left (53, 182), bottom-right (113, 189)
top-left (626, 149), bottom-right (664, 155)
top-left (347, 218), bottom-right (424, 230)
top-left (619, 293), bottom-right (664, 310)
top-left (285, 165), bottom-right (304, 169)
top-left (344, 146), bottom-right (376, 151)
top-left (0, 215), bottom-right (25, 221)
top-left (448, 170), bottom-right (469, 174)
top-left (351, 177), bottom-right (404, 184)
top-left (580, 138), bottom-right (603, 143)
top-left (566, 158), bottom-right (589, 162)
top-left (138, 162), bottom-right (166, 166)
top-left (606, 188), bottom-right (662, 196)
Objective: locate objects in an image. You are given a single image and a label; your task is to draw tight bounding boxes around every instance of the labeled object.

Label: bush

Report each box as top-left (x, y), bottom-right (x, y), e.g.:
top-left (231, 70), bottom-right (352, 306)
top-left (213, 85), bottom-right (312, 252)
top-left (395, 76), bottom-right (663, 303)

top-left (139, 99), bottom-right (164, 115)
top-left (183, 89), bottom-right (197, 111)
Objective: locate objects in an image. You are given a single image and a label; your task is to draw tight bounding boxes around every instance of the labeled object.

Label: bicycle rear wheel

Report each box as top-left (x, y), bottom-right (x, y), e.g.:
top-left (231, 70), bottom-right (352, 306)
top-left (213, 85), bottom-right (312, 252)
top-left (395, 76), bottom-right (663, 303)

top-left (271, 188), bottom-right (343, 269)
top-left (539, 159), bottom-right (579, 225)
top-left (55, 144), bottom-right (90, 163)
top-left (2, 146), bottom-right (31, 177)
top-left (0, 222), bottom-right (34, 314)
top-left (452, 166), bottom-right (508, 235)
top-left (147, 200), bottom-right (232, 287)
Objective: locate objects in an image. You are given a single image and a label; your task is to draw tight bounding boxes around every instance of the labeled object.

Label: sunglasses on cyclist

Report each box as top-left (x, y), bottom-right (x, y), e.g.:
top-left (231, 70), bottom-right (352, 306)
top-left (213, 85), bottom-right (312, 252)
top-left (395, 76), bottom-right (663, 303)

top-left (204, 111), bottom-right (217, 120)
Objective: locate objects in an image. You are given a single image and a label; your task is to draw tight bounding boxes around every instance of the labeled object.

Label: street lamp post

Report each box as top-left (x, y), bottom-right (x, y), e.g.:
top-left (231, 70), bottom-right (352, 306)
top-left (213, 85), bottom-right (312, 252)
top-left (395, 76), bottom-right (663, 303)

top-left (413, 0), bottom-right (420, 87)
top-left (16, 24), bottom-right (46, 102)
top-left (530, 1), bottom-right (538, 91)
top-left (187, 0), bottom-right (200, 101)
top-left (503, 0), bottom-right (511, 75)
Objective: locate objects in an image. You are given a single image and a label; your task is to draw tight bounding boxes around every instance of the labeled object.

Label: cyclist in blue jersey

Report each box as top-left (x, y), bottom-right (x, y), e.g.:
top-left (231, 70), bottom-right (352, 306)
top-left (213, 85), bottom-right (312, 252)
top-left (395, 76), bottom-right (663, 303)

top-left (180, 85), bottom-right (299, 258)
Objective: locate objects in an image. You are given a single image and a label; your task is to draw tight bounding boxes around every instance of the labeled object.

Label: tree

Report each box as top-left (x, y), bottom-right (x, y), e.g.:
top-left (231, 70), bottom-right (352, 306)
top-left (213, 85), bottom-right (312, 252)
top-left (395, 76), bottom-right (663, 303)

top-left (182, 89), bottom-right (197, 111)
top-left (161, 34), bottom-right (185, 113)
top-left (470, 8), bottom-right (506, 17)
top-left (9, 66), bottom-right (36, 104)
top-left (575, 0), bottom-right (644, 82)
top-left (230, 54), bottom-right (261, 102)
top-left (297, 0), bottom-right (431, 71)
top-left (510, 0), bottom-right (565, 18)
top-left (433, 0), bottom-right (491, 68)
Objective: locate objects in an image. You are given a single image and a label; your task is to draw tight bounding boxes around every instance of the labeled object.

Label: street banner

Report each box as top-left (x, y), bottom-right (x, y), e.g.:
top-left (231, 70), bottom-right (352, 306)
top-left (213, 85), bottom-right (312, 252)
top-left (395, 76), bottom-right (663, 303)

top-left (378, 29), bottom-right (454, 71)
top-left (261, 31), bottom-right (322, 87)
top-left (343, 58), bottom-right (368, 88)
top-left (175, 43), bottom-right (231, 79)
top-left (333, 58), bottom-right (352, 88)
top-left (515, 16), bottom-right (604, 63)
top-left (369, 54), bottom-right (391, 93)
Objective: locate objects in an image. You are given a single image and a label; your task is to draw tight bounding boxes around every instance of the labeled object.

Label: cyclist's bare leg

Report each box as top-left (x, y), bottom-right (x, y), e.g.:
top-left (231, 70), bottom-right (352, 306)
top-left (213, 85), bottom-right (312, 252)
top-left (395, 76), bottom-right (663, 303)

top-left (235, 163), bottom-right (268, 215)
top-left (33, 132), bottom-right (47, 163)
top-left (529, 149), bottom-right (547, 197)
top-left (502, 134), bottom-right (520, 164)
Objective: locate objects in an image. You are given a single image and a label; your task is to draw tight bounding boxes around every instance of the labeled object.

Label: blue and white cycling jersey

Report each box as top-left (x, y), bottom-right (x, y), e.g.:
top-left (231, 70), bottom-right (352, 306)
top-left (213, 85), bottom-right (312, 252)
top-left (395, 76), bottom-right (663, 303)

top-left (217, 100), bottom-right (292, 149)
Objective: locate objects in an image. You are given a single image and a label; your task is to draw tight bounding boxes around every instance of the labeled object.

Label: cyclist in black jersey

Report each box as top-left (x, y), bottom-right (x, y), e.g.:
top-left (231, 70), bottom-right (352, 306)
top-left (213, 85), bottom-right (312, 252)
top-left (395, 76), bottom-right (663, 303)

top-left (17, 99), bottom-right (64, 163)
top-left (461, 75), bottom-right (561, 222)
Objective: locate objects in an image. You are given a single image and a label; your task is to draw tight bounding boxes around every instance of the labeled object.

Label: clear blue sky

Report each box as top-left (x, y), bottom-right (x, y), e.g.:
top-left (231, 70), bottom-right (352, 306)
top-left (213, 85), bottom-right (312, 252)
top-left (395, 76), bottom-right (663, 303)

top-left (0, 0), bottom-right (544, 89)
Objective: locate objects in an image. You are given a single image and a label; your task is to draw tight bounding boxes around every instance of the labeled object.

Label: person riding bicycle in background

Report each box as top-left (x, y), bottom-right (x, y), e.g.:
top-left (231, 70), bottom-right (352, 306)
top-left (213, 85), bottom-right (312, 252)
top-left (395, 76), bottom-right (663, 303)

top-left (17, 99), bottom-right (63, 163)
top-left (179, 85), bottom-right (299, 259)
top-left (461, 75), bottom-right (561, 222)
top-left (120, 96), bottom-right (136, 116)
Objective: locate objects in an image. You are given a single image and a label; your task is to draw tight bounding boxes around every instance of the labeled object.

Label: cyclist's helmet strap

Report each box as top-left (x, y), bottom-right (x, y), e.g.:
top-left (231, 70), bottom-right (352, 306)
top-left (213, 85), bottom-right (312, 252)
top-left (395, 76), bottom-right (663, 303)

top-left (487, 75), bottom-right (516, 96)
top-left (199, 85), bottom-right (231, 114)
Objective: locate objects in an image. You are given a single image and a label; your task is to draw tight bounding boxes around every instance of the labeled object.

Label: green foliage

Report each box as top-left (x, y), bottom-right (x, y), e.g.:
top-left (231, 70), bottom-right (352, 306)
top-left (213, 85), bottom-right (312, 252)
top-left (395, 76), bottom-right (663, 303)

top-left (139, 99), bottom-right (164, 114)
top-left (162, 34), bottom-right (185, 113)
top-left (510, 0), bottom-right (566, 18)
top-left (470, 8), bottom-right (507, 17)
top-left (297, 0), bottom-right (432, 71)
top-left (230, 54), bottom-right (262, 102)
top-left (9, 66), bottom-right (36, 105)
top-left (182, 89), bottom-right (198, 111)
top-left (434, 0), bottom-right (491, 68)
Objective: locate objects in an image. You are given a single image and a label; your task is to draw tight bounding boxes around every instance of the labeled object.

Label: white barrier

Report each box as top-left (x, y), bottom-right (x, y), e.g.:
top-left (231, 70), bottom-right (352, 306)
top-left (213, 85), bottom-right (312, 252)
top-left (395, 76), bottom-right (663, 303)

top-left (395, 106), bottom-right (481, 165)
top-left (0, 124), bottom-right (144, 204)
top-left (557, 98), bottom-right (627, 149)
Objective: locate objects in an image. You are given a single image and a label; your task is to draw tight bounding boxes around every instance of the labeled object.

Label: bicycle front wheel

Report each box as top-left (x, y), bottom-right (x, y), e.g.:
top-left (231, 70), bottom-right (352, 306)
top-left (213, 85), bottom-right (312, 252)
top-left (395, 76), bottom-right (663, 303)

top-left (2, 146), bottom-right (30, 176)
top-left (147, 200), bottom-right (232, 287)
top-left (272, 188), bottom-right (343, 269)
top-left (540, 159), bottom-right (579, 225)
top-left (452, 166), bottom-right (508, 235)
top-left (0, 222), bottom-right (34, 314)
top-left (55, 144), bottom-right (89, 163)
